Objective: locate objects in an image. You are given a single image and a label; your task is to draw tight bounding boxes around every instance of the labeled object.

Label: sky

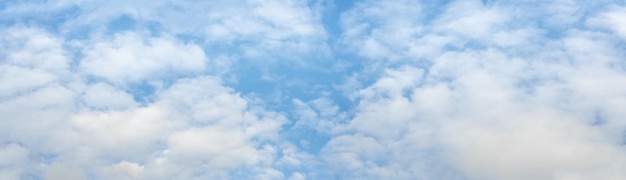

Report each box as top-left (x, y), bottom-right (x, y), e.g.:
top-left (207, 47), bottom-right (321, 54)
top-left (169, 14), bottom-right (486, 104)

top-left (1, 0), bottom-right (626, 179)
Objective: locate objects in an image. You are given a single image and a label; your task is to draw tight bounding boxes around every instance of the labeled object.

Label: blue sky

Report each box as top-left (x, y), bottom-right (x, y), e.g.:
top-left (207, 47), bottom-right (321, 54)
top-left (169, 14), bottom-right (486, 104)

top-left (2, 0), bottom-right (626, 179)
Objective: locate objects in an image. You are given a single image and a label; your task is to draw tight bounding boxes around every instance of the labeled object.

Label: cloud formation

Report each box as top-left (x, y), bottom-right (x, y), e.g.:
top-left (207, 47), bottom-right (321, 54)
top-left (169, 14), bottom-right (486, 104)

top-left (2, 0), bottom-right (626, 179)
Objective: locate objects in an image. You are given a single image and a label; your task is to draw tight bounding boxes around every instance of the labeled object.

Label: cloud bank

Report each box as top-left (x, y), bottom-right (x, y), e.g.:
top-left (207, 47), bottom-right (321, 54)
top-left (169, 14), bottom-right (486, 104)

top-left (2, 0), bottom-right (626, 179)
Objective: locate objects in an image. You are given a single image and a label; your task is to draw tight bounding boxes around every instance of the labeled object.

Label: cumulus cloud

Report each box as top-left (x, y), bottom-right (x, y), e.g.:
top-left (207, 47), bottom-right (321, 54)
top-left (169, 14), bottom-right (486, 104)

top-left (0, 25), bottom-right (290, 179)
top-left (79, 32), bottom-right (207, 84)
top-left (323, 0), bottom-right (626, 179)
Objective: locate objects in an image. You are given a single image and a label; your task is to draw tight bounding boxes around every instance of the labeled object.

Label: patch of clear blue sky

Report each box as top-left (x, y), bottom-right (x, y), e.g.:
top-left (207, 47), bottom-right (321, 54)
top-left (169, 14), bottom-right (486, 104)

top-left (320, 0), bottom-right (355, 40)
top-left (107, 14), bottom-right (136, 32)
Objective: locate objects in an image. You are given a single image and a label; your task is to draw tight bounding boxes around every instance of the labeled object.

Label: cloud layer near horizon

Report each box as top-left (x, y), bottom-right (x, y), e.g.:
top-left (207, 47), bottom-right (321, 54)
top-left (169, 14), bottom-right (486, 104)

top-left (2, 0), bottom-right (626, 179)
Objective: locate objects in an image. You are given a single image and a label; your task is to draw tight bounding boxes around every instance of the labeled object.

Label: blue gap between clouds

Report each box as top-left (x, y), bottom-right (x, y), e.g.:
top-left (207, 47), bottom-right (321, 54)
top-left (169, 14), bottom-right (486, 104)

top-left (320, 0), bottom-right (356, 43)
top-left (107, 14), bottom-right (136, 32)
top-left (106, 14), bottom-right (164, 37)
top-left (227, 59), bottom-right (349, 154)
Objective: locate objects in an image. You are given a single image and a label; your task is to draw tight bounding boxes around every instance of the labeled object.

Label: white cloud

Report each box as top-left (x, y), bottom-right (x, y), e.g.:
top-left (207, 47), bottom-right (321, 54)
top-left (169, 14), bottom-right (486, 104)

top-left (588, 6), bottom-right (626, 40)
top-left (433, 1), bottom-right (508, 39)
top-left (0, 144), bottom-right (29, 180)
top-left (67, 76), bottom-right (287, 179)
top-left (291, 97), bottom-right (344, 135)
top-left (0, 27), bottom-right (69, 73)
top-left (45, 164), bottom-right (86, 180)
top-left (1, 0), bottom-right (329, 67)
top-left (0, 27), bottom-right (77, 159)
top-left (0, 66), bottom-right (57, 97)
top-left (339, 0), bottom-right (424, 61)
top-left (343, 66), bottom-right (424, 140)
top-left (82, 83), bottom-right (137, 110)
top-left (109, 161), bottom-right (144, 179)
top-left (79, 32), bottom-right (207, 84)
top-left (0, 27), bottom-right (69, 97)
top-left (289, 172), bottom-right (306, 180)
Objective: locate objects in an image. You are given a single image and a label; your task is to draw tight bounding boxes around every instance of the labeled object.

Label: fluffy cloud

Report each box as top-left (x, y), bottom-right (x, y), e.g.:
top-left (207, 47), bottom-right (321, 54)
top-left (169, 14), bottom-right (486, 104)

top-left (0, 144), bottom-right (29, 179)
top-left (79, 32), bottom-right (207, 84)
top-left (588, 6), bottom-right (626, 40)
top-left (0, 27), bottom-right (69, 97)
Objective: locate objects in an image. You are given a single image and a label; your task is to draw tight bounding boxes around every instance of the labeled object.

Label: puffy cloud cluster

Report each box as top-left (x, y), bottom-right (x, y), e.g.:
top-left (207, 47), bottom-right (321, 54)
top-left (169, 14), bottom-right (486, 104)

top-left (323, 0), bottom-right (626, 179)
top-left (0, 26), bottom-right (289, 179)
